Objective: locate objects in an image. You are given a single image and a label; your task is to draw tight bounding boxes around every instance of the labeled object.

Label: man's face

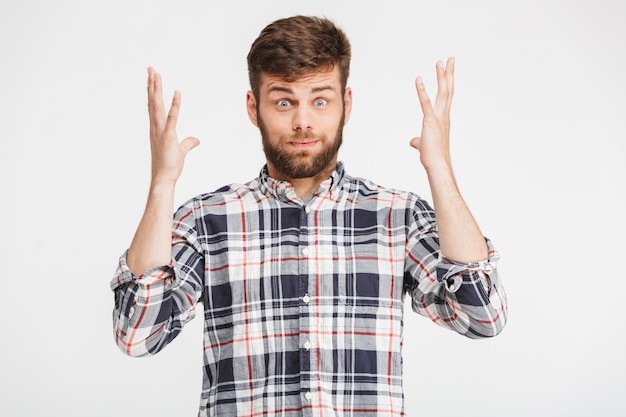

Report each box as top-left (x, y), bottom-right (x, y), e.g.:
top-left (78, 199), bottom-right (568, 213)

top-left (246, 67), bottom-right (352, 180)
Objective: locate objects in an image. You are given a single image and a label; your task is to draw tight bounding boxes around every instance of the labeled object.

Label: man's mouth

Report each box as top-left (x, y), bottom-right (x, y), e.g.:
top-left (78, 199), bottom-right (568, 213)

top-left (289, 140), bottom-right (319, 149)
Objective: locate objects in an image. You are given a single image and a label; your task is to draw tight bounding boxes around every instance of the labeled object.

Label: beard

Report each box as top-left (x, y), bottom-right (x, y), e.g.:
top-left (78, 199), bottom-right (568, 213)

top-left (258, 111), bottom-right (345, 179)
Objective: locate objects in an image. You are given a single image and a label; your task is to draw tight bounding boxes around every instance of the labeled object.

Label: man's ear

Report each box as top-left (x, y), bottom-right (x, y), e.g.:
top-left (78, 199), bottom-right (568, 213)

top-left (343, 87), bottom-right (353, 125)
top-left (246, 91), bottom-right (259, 127)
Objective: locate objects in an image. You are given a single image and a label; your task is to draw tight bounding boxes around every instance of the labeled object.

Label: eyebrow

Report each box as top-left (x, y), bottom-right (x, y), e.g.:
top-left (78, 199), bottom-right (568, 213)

top-left (268, 85), bottom-right (337, 95)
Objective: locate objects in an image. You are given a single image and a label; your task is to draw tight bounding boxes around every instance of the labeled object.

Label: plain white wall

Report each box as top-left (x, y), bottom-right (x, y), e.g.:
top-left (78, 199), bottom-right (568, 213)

top-left (1, 0), bottom-right (624, 416)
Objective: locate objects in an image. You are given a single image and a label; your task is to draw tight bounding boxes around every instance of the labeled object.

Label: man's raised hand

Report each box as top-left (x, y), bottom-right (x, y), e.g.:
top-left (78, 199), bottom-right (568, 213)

top-left (147, 67), bottom-right (200, 185)
top-left (410, 57), bottom-right (455, 173)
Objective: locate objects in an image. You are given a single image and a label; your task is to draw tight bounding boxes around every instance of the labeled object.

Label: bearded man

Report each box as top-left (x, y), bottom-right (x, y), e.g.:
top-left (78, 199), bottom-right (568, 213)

top-left (111, 15), bottom-right (507, 417)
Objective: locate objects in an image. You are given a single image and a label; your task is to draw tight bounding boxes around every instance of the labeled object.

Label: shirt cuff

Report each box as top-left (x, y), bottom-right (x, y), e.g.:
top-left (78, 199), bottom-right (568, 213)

top-left (110, 250), bottom-right (174, 291)
top-left (436, 241), bottom-right (500, 293)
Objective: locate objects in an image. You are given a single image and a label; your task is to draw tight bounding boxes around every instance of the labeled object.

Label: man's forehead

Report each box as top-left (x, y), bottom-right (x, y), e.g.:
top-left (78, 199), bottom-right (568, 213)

top-left (260, 67), bottom-right (341, 92)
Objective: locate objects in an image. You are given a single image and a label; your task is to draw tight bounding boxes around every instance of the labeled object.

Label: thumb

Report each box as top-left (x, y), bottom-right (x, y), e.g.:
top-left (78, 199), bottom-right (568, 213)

top-left (409, 136), bottom-right (421, 150)
top-left (180, 136), bottom-right (200, 155)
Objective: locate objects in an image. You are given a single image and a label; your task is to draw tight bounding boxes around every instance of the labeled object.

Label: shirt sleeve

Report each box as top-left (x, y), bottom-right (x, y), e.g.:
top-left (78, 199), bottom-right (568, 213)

top-left (110, 200), bottom-right (205, 357)
top-left (403, 198), bottom-right (508, 339)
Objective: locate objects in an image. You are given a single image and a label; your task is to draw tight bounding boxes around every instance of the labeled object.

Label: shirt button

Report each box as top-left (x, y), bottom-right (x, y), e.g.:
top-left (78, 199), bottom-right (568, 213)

top-left (304, 341), bottom-right (311, 350)
top-left (302, 247), bottom-right (309, 256)
top-left (302, 294), bottom-right (311, 304)
top-left (304, 391), bottom-right (312, 400)
top-left (305, 206), bottom-right (310, 213)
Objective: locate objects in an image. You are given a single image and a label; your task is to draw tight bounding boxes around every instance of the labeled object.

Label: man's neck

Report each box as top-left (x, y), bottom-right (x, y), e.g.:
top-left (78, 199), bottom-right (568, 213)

top-left (267, 162), bottom-right (336, 202)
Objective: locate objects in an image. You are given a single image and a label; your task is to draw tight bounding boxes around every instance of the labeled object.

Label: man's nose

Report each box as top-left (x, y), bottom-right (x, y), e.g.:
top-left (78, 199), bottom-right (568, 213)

top-left (292, 105), bottom-right (313, 132)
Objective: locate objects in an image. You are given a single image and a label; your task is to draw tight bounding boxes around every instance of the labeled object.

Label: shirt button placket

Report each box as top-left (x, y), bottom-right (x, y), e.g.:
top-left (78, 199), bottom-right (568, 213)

top-left (298, 204), bottom-right (313, 414)
top-left (300, 290), bottom-right (312, 410)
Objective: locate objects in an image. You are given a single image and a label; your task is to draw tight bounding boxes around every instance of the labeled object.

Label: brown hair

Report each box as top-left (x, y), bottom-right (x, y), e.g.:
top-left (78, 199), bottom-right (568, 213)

top-left (247, 16), bottom-right (351, 100)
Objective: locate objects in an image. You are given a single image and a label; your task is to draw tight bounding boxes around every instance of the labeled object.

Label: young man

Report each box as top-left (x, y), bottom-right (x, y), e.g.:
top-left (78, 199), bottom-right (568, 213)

top-left (111, 15), bottom-right (507, 417)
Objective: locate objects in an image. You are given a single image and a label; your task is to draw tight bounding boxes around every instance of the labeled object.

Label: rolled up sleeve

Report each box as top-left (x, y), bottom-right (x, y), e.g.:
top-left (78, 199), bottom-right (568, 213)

top-left (405, 206), bottom-right (508, 339)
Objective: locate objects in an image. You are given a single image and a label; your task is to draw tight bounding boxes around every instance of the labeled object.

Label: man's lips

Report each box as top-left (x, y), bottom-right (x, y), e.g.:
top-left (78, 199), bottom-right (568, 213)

top-left (289, 140), bottom-right (319, 149)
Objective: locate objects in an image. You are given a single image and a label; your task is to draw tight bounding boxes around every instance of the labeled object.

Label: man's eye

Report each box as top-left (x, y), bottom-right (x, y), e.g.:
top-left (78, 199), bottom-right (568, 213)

top-left (277, 100), bottom-right (291, 108)
top-left (314, 99), bottom-right (328, 107)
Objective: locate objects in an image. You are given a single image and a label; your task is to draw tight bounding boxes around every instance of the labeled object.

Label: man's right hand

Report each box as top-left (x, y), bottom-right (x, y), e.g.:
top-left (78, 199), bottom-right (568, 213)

top-left (147, 67), bottom-right (200, 185)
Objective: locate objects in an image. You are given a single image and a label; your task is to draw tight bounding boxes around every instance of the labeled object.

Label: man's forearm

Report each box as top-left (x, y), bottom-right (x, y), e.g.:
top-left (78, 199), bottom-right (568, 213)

top-left (426, 167), bottom-right (488, 263)
top-left (127, 181), bottom-right (176, 276)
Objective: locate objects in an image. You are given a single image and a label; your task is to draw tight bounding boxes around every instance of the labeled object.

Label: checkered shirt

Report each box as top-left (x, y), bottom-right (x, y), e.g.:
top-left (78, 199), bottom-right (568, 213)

top-left (111, 162), bottom-right (507, 417)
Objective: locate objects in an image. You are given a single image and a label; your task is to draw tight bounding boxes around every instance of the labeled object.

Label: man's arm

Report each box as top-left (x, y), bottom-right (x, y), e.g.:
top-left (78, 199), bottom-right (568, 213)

top-left (127, 67), bottom-right (200, 276)
top-left (411, 58), bottom-right (487, 263)
top-left (404, 58), bottom-right (506, 338)
top-left (110, 68), bottom-right (202, 357)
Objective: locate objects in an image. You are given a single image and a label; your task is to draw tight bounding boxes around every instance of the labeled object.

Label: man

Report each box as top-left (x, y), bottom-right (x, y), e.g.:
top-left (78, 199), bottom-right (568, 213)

top-left (111, 15), bottom-right (507, 417)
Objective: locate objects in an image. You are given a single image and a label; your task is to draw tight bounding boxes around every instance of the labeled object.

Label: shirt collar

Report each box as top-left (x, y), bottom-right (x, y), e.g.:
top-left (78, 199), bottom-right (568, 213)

top-left (259, 162), bottom-right (346, 204)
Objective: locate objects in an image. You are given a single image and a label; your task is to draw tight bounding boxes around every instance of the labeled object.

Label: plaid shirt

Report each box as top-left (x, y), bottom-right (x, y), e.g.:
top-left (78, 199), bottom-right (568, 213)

top-left (111, 162), bottom-right (507, 417)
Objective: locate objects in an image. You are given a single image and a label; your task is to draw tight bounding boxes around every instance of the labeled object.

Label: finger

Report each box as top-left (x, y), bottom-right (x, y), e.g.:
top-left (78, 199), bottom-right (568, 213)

top-left (164, 90), bottom-right (182, 132)
top-left (147, 67), bottom-right (154, 98)
top-left (147, 67), bottom-right (157, 133)
top-left (180, 136), bottom-right (201, 155)
top-left (434, 60), bottom-right (449, 113)
top-left (444, 57), bottom-right (455, 113)
top-left (414, 76), bottom-right (434, 118)
top-left (445, 57), bottom-right (455, 97)
top-left (409, 136), bottom-right (421, 150)
top-left (150, 70), bottom-right (166, 132)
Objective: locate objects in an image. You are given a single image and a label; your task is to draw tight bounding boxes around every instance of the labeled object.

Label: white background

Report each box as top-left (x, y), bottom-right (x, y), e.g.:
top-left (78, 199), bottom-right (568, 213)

top-left (1, 0), bottom-right (624, 416)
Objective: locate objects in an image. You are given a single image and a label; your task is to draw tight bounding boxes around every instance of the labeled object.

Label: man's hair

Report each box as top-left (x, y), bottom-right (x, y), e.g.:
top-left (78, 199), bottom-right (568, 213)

top-left (247, 15), bottom-right (351, 100)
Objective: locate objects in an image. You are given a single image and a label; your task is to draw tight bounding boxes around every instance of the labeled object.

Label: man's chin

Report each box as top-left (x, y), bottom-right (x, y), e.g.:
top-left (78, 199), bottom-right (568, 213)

top-left (263, 136), bottom-right (342, 180)
top-left (281, 164), bottom-right (321, 179)
top-left (272, 157), bottom-right (334, 179)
